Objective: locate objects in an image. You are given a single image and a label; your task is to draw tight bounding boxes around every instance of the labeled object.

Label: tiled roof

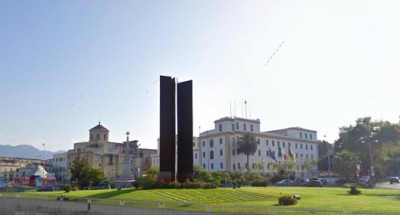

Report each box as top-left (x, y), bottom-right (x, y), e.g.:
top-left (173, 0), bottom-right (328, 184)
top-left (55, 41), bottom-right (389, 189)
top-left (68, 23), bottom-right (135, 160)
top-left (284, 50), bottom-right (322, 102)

top-left (89, 122), bottom-right (109, 131)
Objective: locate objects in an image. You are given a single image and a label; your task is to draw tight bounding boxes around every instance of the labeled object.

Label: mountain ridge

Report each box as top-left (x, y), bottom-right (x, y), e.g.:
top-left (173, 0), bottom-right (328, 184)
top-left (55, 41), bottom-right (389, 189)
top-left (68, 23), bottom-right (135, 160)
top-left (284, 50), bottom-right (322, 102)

top-left (0, 144), bottom-right (65, 159)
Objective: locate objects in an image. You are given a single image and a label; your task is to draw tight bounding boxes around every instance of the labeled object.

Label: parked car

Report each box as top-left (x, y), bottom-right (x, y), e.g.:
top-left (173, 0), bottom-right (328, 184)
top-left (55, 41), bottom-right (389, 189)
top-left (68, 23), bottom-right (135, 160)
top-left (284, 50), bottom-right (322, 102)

top-left (303, 180), bottom-right (323, 187)
top-left (276, 179), bottom-right (294, 186)
top-left (93, 183), bottom-right (111, 190)
top-left (37, 185), bottom-right (54, 192)
top-left (390, 177), bottom-right (400, 184)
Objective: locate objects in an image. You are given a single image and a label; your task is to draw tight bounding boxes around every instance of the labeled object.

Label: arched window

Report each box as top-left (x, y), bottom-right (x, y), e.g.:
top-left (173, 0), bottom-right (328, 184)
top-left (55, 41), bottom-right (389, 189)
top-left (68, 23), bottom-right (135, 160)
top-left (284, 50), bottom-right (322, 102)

top-left (210, 150), bottom-right (214, 159)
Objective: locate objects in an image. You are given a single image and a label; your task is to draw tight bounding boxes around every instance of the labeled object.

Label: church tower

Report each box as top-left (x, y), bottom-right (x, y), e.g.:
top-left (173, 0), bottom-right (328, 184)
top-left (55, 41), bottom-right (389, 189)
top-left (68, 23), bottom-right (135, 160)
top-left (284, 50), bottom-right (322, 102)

top-left (89, 122), bottom-right (109, 144)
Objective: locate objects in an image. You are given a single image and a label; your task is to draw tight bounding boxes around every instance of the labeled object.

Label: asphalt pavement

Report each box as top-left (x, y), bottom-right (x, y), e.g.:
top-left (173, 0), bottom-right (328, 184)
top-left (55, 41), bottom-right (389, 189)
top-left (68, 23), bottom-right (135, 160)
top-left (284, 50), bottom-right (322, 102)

top-left (375, 181), bottom-right (400, 189)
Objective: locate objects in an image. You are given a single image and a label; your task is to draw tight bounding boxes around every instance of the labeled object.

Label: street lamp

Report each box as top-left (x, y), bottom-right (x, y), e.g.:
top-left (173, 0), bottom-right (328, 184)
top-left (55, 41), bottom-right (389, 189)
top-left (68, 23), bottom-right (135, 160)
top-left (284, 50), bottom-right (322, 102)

top-left (361, 135), bottom-right (377, 179)
top-left (42, 143), bottom-right (45, 173)
top-left (324, 135), bottom-right (332, 184)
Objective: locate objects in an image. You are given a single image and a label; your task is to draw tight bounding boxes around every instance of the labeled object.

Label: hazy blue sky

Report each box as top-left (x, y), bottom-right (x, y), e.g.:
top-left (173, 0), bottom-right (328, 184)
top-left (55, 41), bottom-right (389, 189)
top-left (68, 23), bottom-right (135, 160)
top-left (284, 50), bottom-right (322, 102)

top-left (1, 1), bottom-right (399, 152)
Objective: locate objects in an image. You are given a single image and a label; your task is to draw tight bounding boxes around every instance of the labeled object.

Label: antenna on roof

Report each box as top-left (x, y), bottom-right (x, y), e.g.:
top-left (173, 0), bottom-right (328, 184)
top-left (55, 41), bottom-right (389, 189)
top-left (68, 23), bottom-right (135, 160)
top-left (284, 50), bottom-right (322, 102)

top-left (245, 101), bottom-right (247, 119)
top-left (230, 101), bottom-right (232, 118)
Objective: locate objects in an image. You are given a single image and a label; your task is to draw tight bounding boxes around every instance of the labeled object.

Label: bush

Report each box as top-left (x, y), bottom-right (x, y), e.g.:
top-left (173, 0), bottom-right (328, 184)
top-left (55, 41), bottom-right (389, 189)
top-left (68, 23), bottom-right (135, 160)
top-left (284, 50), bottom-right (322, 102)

top-left (278, 196), bottom-right (298, 206)
top-left (201, 182), bottom-right (217, 189)
top-left (251, 180), bottom-right (268, 187)
top-left (63, 184), bottom-right (71, 193)
top-left (348, 184), bottom-right (361, 195)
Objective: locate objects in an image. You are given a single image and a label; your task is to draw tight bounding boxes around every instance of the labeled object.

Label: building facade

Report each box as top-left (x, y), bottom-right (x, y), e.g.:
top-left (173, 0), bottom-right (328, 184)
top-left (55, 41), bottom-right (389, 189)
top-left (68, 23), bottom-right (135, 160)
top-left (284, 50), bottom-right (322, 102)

top-left (198, 117), bottom-right (319, 178)
top-left (66, 123), bottom-right (157, 184)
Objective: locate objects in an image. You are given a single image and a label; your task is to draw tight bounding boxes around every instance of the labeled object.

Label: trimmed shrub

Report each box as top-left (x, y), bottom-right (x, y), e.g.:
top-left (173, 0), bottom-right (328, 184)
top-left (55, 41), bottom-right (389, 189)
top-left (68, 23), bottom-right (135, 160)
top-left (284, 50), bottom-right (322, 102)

top-left (251, 180), bottom-right (268, 187)
top-left (348, 184), bottom-right (361, 195)
top-left (64, 184), bottom-right (71, 193)
top-left (278, 196), bottom-right (298, 206)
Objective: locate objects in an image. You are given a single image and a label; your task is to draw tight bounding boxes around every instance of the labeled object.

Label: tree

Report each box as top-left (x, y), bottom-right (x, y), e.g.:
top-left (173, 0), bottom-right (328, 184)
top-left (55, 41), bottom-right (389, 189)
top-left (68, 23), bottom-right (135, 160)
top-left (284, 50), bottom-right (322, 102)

top-left (238, 132), bottom-right (258, 173)
top-left (143, 166), bottom-right (159, 182)
top-left (70, 157), bottom-right (89, 188)
top-left (69, 157), bottom-right (107, 188)
top-left (334, 117), bottom-right (400, 178)
top-left (333, 150), bottom-right (359, 181)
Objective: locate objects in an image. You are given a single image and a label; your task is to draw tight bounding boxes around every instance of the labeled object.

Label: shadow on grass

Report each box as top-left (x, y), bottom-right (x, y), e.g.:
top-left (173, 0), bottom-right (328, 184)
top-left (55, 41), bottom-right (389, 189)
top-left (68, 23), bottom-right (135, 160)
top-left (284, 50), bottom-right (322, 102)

top-left (87, 188), bottom-right (137, 199)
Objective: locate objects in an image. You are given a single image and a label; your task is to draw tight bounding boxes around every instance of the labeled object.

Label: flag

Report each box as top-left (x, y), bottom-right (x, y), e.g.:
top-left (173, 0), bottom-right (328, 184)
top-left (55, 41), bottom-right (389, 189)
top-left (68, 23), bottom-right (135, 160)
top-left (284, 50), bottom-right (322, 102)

top-left (279, 147), bottom-right (289, 160)
top-left (288, 148), bottom-right (296, 162)
top-left (278, 146), bottom-right (289, 160)
top-left (268, 148), bottom-right (277, 162)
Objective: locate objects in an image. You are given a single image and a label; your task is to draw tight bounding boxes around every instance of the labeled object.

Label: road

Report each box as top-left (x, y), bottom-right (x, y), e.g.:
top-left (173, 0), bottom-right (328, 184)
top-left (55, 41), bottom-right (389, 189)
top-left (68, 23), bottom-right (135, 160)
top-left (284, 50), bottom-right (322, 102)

top-left (375, 181), bottom-right (400, 189)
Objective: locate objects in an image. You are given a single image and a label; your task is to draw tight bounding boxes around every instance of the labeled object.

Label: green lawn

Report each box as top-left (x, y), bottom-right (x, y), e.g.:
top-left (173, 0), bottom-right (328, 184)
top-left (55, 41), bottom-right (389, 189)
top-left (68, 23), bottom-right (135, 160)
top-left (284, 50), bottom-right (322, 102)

top-left (2, 187), bottom-right (400, 213)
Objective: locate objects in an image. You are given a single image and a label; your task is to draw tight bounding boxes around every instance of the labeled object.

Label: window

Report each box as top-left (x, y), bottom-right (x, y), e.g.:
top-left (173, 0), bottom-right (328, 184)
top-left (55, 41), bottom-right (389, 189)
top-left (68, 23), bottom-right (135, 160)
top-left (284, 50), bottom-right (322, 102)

top-left (258, 150), bottom-right (261, 156)
top-left (278, 141), bottom-right (280, 147)
top-left (300, 144), bottom-right (303, 149)
top-left (266, 139), bottom-right (269, 145)
top-left (220, 163), bottom-right (223, 169)
top-left (288, 142), bottom-right (291, 147)
top-left (202, 141), bottom-right (205, 147)
top-left (104, 134), bottom-right (107, 140)
top-left (203, 164), bottom-right (205, 168)
top-left (90, 134), bottom-right (93, 141)
top-left (237, 148), bottom-right (240, 154)
top-left (257, 139), bottom-right (260, 144)
top-left (250, 124), bottom-right (253, 132)
top-left (203, 152), bottom-right (205, 158)
top-left (233, 164), bottom-right (236, 170)
top-left (219, 138), bottom-right (223, 144)
top-left (310, 134), bottom-right (313, 139)
top-left (272, 140), bottom-right (275, 147)
top-left (267, 150), bottom-right (269, 156)
top-left (244, 123), bottom-right (247, 131)
top-left (283, 142), bottom-right (285, 147)
top-left (305, 133), bottom-right (308, 139)
top-left (300, 132), bottom-right (303, 138)
top-left (232, 124), bottom-right (235, 131)
top-left (311, 145), bottom-right (313, 150)
top-left (96, 134), bottom-right (100, 140)
top-left (236, 123), bottom-right (239, 129)
top-left (306, 144), bottom-right (308, 150)
top-left (252, 163), bottom-right (256, 169)
top-left (219, 124), bottom-right (222, 131)
top-left (311, 154), bottom-right (314, 160)
top-left (220, 149), bottom-right (223, 156)
top-left (295, 143), bottom-right (298, 149)
top-left (210, 140), bottom-right (214, 148)
top-left (210, 150), bottom-right (214, 159)
top-left (211, 163), bottom-right (214, 169)
top-left (296, 153), bottom-right (298, 159)
top-left (232, 149), bottom-right (235, 155)
top-left (195, 153), bottom-right (197, 159)
top-left (238, 163), bottom-right (241, 169)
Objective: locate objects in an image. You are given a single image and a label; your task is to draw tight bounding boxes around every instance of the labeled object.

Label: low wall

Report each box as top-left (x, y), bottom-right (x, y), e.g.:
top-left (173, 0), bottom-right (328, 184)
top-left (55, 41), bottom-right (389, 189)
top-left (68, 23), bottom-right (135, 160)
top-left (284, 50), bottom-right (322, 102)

top-left (0, 197), bottom-right (235, 215)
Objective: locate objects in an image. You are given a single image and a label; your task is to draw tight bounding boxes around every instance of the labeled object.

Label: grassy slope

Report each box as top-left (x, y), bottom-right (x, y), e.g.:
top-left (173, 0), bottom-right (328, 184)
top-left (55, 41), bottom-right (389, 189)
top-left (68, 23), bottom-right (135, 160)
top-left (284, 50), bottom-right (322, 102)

top-left (10, 187), bottom-right (400, 212)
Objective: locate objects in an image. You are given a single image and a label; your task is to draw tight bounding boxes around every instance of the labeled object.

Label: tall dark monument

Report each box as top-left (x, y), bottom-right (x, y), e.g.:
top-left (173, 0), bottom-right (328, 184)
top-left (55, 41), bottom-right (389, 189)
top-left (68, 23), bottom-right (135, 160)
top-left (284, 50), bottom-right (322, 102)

top-left (159, 76), bottom-right (193, 182)
top-left (177, 80), bottom-right (193, 183)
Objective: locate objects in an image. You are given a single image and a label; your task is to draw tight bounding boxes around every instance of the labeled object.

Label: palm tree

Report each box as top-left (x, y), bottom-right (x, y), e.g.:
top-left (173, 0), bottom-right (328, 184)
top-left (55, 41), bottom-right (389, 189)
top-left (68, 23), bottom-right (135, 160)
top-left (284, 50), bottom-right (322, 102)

top-left (238, 132), bottom-right (258, 173)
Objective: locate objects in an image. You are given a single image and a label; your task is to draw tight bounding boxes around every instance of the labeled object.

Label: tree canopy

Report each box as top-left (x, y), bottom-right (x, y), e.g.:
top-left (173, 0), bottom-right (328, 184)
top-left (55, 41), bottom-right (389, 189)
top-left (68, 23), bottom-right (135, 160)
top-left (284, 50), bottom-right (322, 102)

top-left (333, 117), bottom-right (400, 178)
top-left (69, 157), bottom-right (107, 188)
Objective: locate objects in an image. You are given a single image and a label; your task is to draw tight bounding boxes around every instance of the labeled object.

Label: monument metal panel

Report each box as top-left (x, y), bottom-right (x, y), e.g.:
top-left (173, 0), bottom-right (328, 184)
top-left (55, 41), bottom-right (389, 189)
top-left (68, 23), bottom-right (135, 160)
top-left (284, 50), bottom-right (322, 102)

top-left (177, 80), bottom-right (193, 182)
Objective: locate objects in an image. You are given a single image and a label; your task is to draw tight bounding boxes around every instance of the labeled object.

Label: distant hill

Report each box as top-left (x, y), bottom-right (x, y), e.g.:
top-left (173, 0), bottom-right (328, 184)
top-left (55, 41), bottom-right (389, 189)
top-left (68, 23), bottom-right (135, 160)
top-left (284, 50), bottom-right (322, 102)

top-left (0, 145), bottom-right (64, 160)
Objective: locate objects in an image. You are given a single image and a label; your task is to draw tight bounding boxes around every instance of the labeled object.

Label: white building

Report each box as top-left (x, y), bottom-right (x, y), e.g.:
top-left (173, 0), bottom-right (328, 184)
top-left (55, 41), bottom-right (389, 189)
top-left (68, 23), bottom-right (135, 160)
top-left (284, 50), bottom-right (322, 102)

top-left (52, 152), bottom-right (68, 182)
top-left (152, 116), bottom-right (319, 178)
top-left (198, 117), bottom-right (319, 178)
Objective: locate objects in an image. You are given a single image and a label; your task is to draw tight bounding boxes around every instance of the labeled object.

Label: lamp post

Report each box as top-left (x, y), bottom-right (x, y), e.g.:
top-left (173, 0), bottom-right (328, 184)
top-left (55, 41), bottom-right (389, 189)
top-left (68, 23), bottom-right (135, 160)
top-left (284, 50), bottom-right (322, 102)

top-left (42, 143), bottom-right (45, 174)
top-left (324, 135), bottom-right (332, 184)
top-left (361, 135), bottom-right (376, 179)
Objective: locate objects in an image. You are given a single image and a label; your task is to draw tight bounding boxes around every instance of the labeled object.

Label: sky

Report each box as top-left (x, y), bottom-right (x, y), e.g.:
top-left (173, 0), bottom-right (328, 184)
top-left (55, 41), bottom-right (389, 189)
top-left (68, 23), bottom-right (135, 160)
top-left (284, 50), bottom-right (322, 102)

top-left (1, 1), bottom-right (399, 152)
